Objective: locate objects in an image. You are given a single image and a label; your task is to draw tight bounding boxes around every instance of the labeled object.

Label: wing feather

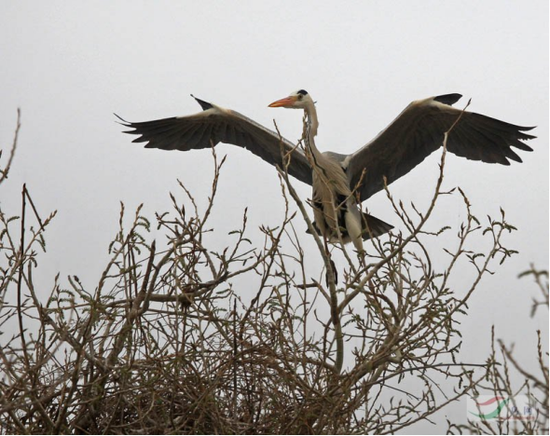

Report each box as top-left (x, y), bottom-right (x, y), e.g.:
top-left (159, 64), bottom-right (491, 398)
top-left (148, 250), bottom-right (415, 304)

top-left (116, 98), bottom-right (313, 186)
top-left (346, 95), bottom-right (535, 201)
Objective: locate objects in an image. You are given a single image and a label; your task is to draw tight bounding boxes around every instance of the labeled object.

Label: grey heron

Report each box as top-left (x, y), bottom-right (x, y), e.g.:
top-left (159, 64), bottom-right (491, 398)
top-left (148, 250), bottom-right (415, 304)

top-left (116, 90), bottom-right (534, 252)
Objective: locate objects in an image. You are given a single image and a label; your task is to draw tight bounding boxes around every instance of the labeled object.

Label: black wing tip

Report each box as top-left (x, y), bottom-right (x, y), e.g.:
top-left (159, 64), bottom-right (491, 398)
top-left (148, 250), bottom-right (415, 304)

top-left (190, 94), bottom-right (214, 111)
top-left (507, 123), bottom-right (536, 137)
top-left (114, 112), bottom-right (132, 127)
top-left (512, 141), bottom-right (534, 154)
top-left (518, 126), bottom-right (537, 139)
top-left (433, 93), bottom-right (463, 106)
top-left (519, 124), bottom-right (536, 131)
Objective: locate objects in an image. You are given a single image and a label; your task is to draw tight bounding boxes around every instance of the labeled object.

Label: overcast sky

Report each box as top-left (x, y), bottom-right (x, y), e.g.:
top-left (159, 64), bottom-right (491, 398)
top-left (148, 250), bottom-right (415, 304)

top-left (1, 1), bottom-right (547, 432)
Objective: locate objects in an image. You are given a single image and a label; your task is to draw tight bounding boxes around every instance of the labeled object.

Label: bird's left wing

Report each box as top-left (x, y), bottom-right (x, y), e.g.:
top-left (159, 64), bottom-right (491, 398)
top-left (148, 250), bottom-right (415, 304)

top-left (344, 94), bottom-right (535, 201)
top-left (116, 96), bottom-right (313, 186)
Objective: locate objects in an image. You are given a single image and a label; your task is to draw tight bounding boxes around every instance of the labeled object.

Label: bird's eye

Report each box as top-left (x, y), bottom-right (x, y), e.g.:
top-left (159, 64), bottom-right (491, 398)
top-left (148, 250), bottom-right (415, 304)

top-left (297, 94), bottom-right (303, 100)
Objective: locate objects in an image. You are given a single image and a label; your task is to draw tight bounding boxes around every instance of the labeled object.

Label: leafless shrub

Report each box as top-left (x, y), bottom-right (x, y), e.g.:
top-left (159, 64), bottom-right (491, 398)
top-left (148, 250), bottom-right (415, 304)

top-left (0, 113), bottom-right (546, 434)
top-left (0, 109), bottom-right (20, 185)
top-left (448, 266), bottom-right (548, 435)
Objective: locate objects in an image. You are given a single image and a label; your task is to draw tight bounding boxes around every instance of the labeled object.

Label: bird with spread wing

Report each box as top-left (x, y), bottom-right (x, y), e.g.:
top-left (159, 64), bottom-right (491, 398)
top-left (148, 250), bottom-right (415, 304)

top-left (116, 90), bottom-right (534, 252)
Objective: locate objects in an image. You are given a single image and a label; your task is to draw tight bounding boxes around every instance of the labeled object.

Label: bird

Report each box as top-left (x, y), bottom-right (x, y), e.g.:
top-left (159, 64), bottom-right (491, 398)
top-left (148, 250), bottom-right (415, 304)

top-left (116, 90), bottom-right (534, 252)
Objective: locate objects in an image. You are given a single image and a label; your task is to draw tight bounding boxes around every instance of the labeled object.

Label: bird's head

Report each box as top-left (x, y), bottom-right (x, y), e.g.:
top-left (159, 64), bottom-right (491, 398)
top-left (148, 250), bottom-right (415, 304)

top-left (268, 89), bottom-right (314, 110)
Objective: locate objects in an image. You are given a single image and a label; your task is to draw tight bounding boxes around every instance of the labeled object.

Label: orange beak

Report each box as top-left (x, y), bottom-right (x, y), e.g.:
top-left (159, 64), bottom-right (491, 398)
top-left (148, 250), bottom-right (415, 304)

top-left (268, 95), bottom-right (298, 108)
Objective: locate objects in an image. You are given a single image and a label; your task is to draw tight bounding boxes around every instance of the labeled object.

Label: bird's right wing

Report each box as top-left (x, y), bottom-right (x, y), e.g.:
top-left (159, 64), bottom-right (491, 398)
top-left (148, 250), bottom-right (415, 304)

top-left (116, 96), bottom-right (313, 186)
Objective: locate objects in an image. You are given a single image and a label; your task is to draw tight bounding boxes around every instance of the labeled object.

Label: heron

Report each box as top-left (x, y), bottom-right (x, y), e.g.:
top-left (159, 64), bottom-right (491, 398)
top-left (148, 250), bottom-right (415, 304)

top-left (116, 90), bottom-right (534, 252)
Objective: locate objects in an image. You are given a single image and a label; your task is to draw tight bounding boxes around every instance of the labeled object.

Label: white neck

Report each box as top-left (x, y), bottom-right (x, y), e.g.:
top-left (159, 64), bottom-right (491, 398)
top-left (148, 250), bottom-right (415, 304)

top-left (305, 102), bottom-right (319, 138)
top-left (303, 102), bottom-right (323, 163)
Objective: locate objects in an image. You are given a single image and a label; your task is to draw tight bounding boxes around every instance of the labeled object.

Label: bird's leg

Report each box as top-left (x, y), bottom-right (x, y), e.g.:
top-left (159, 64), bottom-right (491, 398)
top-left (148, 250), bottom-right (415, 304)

top-left (323, 237), bottom-right (338, 285)
top-left (357, 246), bottom-right (367, 269)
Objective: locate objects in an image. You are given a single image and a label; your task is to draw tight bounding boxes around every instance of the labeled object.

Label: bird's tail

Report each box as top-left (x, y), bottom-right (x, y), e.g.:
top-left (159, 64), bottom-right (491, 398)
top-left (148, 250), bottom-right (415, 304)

top-left (305, 213), bottom-right (393, 242)
top-left (361, 213), bottom-right (393, 241)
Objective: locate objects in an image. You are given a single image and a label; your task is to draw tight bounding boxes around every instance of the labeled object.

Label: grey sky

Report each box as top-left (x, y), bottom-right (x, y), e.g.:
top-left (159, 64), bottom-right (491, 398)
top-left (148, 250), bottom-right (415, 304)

top-left (0, 1), bottom-right (547, 431)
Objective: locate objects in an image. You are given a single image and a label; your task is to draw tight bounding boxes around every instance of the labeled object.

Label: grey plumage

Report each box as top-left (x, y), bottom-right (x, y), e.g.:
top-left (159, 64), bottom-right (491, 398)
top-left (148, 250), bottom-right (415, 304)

top-left (116, 91), bottom-right (534, 250)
